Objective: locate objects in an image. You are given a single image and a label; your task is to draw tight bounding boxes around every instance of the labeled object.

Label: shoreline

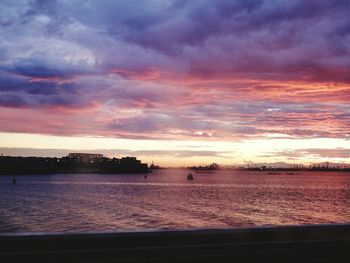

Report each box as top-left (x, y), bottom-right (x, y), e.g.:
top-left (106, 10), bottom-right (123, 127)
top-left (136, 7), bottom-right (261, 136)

top-left (1, 168), bottom-right (350, 176)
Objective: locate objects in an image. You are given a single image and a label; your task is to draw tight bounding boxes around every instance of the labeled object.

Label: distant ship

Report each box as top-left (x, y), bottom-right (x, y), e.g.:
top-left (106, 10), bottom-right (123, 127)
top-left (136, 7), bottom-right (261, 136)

top-left (191, 163), bottom-right (219, 172)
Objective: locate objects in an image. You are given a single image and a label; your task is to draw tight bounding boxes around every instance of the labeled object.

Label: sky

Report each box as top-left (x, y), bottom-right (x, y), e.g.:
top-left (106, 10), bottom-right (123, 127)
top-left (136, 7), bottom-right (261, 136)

top-left (0, 0), bottom-right (350, 167)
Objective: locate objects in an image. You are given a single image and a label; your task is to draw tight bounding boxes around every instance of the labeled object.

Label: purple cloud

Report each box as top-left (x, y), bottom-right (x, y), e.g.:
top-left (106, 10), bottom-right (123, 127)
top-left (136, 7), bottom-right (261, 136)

top-left (261, 148), bottom-right (350, 159)
top-left (0, 0), bottom-right (349, 142)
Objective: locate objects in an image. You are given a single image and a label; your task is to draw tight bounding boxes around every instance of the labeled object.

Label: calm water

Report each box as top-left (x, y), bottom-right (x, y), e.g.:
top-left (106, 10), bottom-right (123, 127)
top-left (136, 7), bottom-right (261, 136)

top-left (0, 169), bottom-right (349, 233)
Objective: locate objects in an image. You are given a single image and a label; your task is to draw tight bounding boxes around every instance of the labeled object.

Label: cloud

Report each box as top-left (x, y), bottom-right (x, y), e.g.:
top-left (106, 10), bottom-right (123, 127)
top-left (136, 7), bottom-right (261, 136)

top-left (0, 147), bottom-right (232, 159)
top-left (9, 57), bottom-right (90, 79)
top-left (261, 148), bottom-right (350, 159)
top-left (0, 0), bottom-right (349, 142)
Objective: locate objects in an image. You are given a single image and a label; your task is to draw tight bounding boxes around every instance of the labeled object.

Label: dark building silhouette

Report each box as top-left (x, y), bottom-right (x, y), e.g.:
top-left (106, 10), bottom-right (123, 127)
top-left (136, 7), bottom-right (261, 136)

top-left (68, 153), bottom-right (104, 163)
top-left (0, 153), bottom-right (148, 175)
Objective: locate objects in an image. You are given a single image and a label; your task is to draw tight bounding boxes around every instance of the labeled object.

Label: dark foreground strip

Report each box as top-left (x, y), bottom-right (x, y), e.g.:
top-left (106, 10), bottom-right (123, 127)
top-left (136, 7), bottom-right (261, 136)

top-left (1, 224), bottom-right (350, 263)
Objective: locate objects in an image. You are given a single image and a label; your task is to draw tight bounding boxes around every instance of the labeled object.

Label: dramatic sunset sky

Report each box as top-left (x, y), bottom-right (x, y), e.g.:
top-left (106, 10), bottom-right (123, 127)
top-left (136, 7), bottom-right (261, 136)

top-left (0, 0), bottom-right (349, 166)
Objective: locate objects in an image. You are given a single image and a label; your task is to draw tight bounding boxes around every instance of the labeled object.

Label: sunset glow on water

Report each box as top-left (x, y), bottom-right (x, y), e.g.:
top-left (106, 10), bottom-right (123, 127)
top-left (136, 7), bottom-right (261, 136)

top-left (1, 170), bottom-right (349, 233)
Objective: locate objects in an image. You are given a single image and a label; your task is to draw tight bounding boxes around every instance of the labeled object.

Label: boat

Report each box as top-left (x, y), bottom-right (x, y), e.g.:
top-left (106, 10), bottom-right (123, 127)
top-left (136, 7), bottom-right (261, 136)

top-left (187, 173), bottom-right (194, 181)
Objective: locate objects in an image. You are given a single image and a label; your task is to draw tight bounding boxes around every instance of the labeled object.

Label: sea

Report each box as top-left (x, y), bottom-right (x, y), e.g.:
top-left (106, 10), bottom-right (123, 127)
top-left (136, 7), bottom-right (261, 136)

top-left (0, 169), bottom-right (349, 233)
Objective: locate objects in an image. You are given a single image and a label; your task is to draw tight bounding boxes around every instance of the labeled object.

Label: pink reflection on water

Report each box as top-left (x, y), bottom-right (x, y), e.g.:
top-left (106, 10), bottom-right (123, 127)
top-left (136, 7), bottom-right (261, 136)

top-left (0, 169), bottom-right (349, 233)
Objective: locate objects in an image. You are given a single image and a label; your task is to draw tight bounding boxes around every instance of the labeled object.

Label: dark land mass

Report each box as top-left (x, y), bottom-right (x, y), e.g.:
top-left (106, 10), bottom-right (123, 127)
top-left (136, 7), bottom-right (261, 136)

top-left (0, 154), bottom-right (148, 175)
top-left (240, 167), bottom-right (350, 172)
top-left (1, 224), bottom-right (349, 262)
top-left (190, 162), bottom-right (350, 172)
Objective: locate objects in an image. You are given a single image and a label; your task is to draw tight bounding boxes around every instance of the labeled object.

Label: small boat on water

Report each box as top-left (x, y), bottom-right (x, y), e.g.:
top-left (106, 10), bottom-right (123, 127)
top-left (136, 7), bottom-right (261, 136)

top-left (187, 173), bottom-right (194, 181)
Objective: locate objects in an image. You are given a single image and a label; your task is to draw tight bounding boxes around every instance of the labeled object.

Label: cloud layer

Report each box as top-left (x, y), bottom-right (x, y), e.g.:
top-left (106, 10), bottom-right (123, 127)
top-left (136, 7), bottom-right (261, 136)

top-left (0, 0), bottom-right (349, 147)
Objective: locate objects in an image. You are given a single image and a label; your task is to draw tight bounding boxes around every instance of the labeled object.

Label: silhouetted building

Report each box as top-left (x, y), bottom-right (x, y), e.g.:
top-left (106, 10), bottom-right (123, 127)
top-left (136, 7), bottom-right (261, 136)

top-left (0, 154), bottom-right (148, 174)
top-left (68, 153), bottom-right (104, 163)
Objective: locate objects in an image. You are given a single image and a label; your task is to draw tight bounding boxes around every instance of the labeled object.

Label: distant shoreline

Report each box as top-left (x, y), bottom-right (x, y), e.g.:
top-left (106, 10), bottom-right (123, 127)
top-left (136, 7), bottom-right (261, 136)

top-left (1, 168), bottom-right (349, 176)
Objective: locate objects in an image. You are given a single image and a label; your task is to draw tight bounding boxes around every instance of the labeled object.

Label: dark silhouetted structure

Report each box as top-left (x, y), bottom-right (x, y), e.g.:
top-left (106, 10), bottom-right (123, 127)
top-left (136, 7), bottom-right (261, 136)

top-left (190, 163), bottom-right (220, 172)
top-left (187, 173), bottom-right (194, 180)
top-left (0, 154), bottom-right (148, 174)
top-left (0, 224), bottom-right (349, 262)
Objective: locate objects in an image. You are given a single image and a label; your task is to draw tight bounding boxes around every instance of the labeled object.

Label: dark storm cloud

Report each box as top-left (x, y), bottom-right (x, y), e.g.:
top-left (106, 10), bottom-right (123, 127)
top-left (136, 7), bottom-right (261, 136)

top-left (9, 57), bottom-right (88, 79)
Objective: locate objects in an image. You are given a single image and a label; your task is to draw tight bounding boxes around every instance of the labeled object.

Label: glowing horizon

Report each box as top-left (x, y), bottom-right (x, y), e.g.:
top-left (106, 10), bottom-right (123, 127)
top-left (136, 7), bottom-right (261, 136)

top-left (1, 132), bottom-right (349, 167)
top-left (0, 1), bottom-right (349, 167)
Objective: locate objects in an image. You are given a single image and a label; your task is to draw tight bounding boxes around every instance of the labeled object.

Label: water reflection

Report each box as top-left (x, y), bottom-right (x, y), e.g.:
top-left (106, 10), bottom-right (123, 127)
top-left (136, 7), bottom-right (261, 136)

top-left (0, 169), bottom-right (349, 233)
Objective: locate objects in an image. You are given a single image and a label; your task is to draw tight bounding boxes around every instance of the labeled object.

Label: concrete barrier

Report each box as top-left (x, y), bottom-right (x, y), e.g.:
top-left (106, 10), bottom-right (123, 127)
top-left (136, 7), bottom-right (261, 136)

top-left (1, 224), bottom-right (350, 262)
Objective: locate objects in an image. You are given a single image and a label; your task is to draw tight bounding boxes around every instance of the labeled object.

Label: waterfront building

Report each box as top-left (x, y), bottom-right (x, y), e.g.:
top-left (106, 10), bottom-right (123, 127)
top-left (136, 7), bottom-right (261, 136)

top-left (68, 153), bottom-right (104, 163)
